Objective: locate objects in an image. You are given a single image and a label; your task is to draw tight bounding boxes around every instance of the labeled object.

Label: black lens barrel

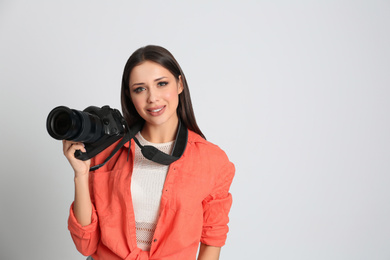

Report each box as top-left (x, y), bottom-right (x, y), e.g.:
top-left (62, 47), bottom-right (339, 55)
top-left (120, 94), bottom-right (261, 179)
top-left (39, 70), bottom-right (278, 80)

top-left (46, 106), bottom-right (103, 143)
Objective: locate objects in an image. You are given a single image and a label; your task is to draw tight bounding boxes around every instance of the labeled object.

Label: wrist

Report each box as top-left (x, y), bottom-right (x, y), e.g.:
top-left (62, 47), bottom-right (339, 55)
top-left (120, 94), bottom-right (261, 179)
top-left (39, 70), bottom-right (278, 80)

top-left (74, 173), bottom-right (89, 183)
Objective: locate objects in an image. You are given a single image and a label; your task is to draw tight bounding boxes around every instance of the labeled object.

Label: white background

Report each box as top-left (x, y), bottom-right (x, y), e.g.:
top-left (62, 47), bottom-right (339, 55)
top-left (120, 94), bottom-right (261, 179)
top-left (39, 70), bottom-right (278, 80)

top-left (0, 1), bottom-right (389, 259)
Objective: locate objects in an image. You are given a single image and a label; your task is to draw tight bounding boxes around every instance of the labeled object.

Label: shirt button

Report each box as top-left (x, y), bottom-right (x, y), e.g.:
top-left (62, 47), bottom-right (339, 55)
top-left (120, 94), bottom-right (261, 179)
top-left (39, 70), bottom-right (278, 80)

top-left (154, 239), bottom-right (157, 242)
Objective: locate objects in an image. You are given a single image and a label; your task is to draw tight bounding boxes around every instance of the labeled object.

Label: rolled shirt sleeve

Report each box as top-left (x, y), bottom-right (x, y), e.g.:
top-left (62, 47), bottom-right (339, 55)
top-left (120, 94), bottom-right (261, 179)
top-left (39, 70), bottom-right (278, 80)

top-left (201, 161), bottom-right (235, 247)
top-left (68, 202), bottom-right (100, 256)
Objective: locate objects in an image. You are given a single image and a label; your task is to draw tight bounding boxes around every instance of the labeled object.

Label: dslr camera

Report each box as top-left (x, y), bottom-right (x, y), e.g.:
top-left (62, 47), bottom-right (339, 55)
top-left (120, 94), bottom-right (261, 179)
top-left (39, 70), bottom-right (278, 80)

top-left (46, 105), bottom-right (126, 160)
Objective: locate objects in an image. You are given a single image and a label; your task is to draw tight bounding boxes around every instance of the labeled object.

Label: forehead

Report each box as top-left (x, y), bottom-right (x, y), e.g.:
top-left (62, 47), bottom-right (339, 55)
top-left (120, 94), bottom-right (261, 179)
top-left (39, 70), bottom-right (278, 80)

top-left (129, 61), bottom-right (173, 82)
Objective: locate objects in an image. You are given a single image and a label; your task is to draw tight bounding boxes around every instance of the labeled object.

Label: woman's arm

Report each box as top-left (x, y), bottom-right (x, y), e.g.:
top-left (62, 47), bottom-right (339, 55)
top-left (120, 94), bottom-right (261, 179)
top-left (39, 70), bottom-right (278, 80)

top-left (63, 140), bottom-right (92, 226)
top-left (73, 174), bottom-right (93, 226)
top-left (197, 243), bottom-right (221, 260)
top-left (65, 140), bottom-right (101, 256)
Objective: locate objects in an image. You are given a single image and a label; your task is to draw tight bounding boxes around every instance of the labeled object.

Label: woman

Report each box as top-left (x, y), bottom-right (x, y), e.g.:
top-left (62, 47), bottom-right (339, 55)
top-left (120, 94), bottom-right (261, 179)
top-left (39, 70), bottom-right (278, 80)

top-left (64, 45), bottom-right (235, 260)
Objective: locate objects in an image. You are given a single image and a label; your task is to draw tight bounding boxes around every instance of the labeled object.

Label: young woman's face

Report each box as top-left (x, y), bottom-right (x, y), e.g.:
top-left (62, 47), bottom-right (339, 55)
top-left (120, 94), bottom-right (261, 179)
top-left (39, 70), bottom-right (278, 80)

top-left (129, 61), bottom-right (183, 129)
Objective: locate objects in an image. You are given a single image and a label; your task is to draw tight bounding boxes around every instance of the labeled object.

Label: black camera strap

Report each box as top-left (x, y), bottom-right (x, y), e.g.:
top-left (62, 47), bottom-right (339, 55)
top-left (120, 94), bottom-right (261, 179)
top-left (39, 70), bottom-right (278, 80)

top-left (89, 120), bottom-right (188, 171)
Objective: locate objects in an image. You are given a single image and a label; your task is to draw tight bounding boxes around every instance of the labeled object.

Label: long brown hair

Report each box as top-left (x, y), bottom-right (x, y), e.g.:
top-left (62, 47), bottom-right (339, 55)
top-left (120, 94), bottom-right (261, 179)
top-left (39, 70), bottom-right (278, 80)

top-left (121, 45), bottom-right (205, 139)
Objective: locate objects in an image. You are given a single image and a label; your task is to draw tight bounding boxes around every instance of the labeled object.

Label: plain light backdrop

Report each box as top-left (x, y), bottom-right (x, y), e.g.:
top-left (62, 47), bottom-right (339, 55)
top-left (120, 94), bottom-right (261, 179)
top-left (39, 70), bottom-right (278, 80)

top-left (0, 1), bottom-right (389, 259)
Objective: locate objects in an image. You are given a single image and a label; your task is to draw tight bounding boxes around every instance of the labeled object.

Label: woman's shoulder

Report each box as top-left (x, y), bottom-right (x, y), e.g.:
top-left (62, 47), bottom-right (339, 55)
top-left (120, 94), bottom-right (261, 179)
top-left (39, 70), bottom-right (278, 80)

top-left (186, 130), bottom-right (235, 183)
top-left (187, 130), bottom-right (231, 163)
top-left (187, 130), bottom-right (220, 149)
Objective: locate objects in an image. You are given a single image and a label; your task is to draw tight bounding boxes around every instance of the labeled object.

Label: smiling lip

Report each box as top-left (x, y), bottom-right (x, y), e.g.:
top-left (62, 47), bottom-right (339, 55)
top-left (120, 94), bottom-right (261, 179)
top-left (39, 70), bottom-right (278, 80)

top-left (147, 106), bottom-right (166, 116)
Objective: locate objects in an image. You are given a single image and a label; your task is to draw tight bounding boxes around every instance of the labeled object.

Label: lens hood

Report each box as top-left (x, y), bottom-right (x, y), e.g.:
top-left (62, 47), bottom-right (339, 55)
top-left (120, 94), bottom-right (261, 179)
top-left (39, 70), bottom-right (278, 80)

top-left (47, 106), bottom-right (81, 140)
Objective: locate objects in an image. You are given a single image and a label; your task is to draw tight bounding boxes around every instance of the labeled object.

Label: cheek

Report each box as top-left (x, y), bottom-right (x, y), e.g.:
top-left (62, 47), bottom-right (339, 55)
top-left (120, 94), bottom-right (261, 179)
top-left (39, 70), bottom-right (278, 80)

top-left (130, 95), bottom-right (144, 112)
top-left (164, 90), bottom-right (179, 104)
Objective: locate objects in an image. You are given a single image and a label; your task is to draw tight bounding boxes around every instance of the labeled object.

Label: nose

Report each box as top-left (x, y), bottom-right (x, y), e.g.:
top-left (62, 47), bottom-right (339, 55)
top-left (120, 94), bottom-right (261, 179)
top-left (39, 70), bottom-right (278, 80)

top-left (147, 88), bottom-right (159, 103)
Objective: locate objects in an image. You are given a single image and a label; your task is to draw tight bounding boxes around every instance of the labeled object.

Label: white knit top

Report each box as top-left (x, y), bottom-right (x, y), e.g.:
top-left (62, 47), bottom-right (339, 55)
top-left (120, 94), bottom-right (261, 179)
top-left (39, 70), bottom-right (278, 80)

top-left (130, 132), bottom-right (174, 251)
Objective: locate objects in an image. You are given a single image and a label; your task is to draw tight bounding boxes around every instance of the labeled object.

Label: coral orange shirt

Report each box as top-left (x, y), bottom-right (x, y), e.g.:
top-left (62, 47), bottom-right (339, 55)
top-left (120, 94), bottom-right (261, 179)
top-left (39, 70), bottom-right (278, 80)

top-left (68, 130), bottom-right (235, 260)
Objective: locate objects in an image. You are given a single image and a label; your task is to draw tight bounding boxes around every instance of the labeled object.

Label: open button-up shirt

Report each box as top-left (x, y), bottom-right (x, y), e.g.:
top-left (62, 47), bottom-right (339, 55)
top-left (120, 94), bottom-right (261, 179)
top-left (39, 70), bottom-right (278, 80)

top-left (68, 130), bottom-right (235, 260)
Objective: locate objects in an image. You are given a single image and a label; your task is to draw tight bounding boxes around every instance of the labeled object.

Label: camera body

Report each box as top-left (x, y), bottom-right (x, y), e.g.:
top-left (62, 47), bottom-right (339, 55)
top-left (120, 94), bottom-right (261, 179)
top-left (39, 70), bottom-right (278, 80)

top-left (47, 105), bottom-right (126, 160)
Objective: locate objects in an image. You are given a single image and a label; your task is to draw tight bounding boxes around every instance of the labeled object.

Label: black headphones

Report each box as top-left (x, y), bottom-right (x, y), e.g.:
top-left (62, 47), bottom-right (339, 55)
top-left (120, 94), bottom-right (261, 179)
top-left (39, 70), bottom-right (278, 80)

top-left (90, 120), bottom-right (188, 171)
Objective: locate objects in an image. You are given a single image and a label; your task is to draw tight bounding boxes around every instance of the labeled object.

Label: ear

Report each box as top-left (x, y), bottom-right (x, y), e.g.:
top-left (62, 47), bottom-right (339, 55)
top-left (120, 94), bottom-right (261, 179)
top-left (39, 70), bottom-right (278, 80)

top-left (178, 75), bottom-right (184, 94)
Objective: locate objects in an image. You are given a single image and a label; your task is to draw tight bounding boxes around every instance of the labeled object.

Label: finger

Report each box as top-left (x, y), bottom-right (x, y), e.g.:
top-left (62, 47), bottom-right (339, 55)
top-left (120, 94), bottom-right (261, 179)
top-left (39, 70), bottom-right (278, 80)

top-left (70, 143), bottom-right (87, 153)
top-left (63, 140), bottom-right (73, 153)
top-left (63, 142), bottom-right (86, 157)
top-left (63, 140), bottom-right (80, 152)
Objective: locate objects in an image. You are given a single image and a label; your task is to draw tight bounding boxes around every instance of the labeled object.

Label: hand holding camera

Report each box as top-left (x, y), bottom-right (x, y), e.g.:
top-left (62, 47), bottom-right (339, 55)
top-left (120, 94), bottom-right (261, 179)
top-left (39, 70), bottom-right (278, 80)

top-left (62, 140), bottom-right (91, 177)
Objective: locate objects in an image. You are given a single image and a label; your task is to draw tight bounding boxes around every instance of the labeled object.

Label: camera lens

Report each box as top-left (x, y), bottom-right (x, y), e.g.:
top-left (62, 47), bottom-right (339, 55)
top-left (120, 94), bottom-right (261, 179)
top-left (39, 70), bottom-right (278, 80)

top-left (46, 106), bottom-right (103, 143)
top-left (53, 111), bottom-right (72, 136)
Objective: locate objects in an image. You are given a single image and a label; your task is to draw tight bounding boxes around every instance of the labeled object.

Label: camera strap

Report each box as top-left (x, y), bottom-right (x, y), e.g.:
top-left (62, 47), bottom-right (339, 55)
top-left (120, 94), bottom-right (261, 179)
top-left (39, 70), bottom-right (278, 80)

top-left (90, 120), bottom-right (188, 171)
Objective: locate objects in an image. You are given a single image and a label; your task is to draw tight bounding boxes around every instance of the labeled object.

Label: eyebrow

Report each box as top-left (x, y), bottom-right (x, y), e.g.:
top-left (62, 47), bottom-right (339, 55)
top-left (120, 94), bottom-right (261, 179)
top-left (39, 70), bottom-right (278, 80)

top-left (130, 76), bottom-right (168, 88)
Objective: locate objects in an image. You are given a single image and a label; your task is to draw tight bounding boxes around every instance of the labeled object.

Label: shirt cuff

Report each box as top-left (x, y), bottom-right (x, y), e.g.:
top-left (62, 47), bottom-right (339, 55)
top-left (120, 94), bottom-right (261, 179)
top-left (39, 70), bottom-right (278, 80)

top-left (68, 202), bottom-right (98, 238)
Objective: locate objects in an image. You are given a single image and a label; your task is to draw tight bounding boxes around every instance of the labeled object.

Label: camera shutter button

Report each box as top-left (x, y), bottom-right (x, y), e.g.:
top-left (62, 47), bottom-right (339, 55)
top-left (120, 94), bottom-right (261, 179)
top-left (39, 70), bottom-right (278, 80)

top-left (103, 119), bottom-right (110, 125)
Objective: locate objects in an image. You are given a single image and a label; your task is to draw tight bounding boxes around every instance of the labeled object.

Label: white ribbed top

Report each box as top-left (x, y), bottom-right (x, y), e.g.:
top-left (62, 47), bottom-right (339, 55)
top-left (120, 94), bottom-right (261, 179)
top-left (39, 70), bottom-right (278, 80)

top-left (131, 132), bottom-right (174, 251)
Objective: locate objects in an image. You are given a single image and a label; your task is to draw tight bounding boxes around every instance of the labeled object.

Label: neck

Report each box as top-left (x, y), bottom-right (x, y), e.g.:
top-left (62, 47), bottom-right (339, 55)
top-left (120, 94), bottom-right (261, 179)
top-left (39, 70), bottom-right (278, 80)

top-left (141, 118), bottom-right (179, 143)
